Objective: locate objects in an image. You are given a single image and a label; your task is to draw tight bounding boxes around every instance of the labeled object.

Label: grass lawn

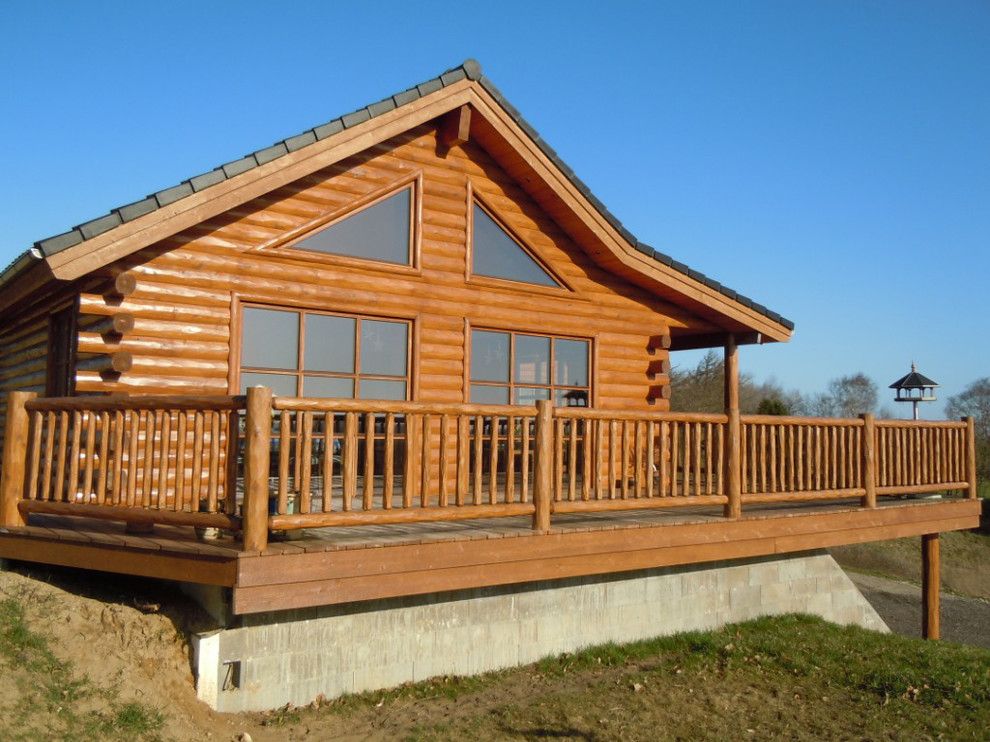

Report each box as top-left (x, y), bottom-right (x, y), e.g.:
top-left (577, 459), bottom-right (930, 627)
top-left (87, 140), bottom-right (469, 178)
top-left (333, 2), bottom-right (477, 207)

top-left (251, 614), bottom-right (990, 741)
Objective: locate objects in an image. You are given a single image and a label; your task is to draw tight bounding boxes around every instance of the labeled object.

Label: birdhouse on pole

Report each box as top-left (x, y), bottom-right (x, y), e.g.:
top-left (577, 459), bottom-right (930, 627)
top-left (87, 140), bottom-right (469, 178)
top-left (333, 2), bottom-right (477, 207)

top-left (889, 363), bottom-right (939, 420)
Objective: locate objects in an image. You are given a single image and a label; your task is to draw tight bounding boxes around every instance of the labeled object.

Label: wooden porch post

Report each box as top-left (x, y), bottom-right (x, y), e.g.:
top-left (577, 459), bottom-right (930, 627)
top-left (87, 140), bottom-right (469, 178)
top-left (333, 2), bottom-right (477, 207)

top-left (860, 413), bottom-right (876, 508)
top-left (922, 532), bottom-right (940, 640)
top-left (532, 399), bottom-right (553, 533)
top-left (242, 386), bottom-right (273, 552)
top-left (964, 416), bottom-right (978, 500)
top-left (723, 335), bottom-right (742, 518)
top-left (0, 391), bottom-right (37, 528)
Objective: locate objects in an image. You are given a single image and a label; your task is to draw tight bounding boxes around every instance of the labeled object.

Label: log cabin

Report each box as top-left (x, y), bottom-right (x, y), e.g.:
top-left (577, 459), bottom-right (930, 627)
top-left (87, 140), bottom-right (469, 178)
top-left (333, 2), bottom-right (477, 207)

top-left (0, 60), bottom-right (980, 711)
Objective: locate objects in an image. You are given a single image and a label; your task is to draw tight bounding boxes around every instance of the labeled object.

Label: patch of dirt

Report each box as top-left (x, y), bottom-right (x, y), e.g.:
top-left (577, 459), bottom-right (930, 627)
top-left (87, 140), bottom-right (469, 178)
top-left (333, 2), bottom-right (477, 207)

top-left (0, 564), bottom-right (245, 740)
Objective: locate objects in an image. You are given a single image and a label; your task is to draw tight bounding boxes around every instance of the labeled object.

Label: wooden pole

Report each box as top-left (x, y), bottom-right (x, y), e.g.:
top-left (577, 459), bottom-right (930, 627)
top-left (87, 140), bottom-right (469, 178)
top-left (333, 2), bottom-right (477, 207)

top-left (723, 335), bottom-right (741, 518)
top-left (532, 399), bottom-right (553, 533)
top-left (922, 532), bottom-right (940, 640)
top-left (964, 416), bottom-right (978, 500)
top-left (242, 386), bottom-right (272, 552)
top-left (0, 391), bottom-right (37, 528)
top-left (860, 413), bottom-right (876, 508)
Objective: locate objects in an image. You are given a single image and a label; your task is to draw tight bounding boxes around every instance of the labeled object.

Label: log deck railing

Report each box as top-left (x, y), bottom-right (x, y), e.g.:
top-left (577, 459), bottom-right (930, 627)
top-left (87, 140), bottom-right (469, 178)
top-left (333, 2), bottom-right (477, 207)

top-left (0, 390), bottom-right (979, 551)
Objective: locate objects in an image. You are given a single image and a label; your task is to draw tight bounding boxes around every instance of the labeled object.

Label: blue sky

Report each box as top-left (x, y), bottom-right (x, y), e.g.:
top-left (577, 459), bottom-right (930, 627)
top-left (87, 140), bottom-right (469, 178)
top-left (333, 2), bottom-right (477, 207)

top-left (2, 1), bottom-right (987, 416)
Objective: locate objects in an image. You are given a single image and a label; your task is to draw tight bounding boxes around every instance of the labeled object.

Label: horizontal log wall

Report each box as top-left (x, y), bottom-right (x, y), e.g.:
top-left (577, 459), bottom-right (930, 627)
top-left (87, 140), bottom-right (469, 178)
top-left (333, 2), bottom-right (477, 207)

top-left (78, 123), bottom-right (706, 408)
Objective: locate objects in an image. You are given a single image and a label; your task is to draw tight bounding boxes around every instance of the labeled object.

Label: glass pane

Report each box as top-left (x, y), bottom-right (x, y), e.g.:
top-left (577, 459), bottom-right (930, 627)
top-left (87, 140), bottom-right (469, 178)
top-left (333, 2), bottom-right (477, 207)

top-left (303, 375), bottom-right (354, 398)
top-left (556, 388), bottom-right (589, 407)
top-left (240, 372), bottom-right (297, 397)
top-left (472, 204), bottom-right (557, 287)
top-left (242, 308), bottom-right (298, 370)
top-left (515, 335), bottom-right (549, 385)
top-left (304, 314), bottom-right (355, 373)
top-left (360, 320), bottom-right (408, 376)
top-left (515, 387), bottom-right (550, 405)
top-left (471, 330), bottom-right (509, 382)
top-left (359, 379), bottom-right (406, 401)
top-left (554, 338), bottom-right (589, 387)
top-left (470, 384), bottom-right (509, 405)
top-left (293, 189), bottom-right (411, 265)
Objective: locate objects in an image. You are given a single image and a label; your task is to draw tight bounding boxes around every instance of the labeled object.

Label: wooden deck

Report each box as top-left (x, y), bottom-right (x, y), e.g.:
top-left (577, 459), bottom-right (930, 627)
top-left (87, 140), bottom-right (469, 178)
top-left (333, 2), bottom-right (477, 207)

top-left (0, 496), bottom-right (979, 615)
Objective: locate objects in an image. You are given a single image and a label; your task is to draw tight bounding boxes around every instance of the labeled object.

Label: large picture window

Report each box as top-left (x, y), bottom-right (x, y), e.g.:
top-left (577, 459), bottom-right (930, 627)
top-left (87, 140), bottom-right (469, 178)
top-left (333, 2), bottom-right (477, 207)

top-left (469, 329), bottom-right (590, 406)
top-left (289, 187), bottom-right (413, 266)
top-left (239, 306), bottom-right (410, 400)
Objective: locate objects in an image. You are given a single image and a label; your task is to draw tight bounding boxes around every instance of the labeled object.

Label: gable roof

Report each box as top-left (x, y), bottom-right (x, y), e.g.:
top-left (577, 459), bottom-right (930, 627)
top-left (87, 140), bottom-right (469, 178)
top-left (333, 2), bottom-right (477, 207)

top-left (2, 60), bottom-right (793, 345)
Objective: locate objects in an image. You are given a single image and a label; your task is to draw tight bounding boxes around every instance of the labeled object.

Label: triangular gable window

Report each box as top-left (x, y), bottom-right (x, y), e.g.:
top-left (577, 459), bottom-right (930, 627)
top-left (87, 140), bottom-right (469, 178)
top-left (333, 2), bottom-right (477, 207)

top-left (292, 188), bottom-right (412, 265)
top-left (472, 203), bottom-right (559, 287)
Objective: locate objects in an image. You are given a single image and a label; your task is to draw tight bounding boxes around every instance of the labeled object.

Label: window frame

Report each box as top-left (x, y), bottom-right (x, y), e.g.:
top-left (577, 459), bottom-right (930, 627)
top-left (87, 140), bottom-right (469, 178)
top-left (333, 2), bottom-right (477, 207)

top-left (234, 301), bottom-right (414, 400)
top-left (464, 182), bottom-right (571, 295)
top-left (466, 325), bottom-right (593, 408)
top-left (46, 304), bottom-right (78, 397)
top-left (251, 172), bottom-right (423, 275)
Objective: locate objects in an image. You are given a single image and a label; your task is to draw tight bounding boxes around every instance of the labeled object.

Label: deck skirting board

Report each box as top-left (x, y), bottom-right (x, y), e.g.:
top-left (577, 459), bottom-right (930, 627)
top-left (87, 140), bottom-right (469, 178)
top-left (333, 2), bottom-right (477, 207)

top-left (196, 551), bottom-right (887, 712)
top-left (231, 500), bottom-right (980, 614)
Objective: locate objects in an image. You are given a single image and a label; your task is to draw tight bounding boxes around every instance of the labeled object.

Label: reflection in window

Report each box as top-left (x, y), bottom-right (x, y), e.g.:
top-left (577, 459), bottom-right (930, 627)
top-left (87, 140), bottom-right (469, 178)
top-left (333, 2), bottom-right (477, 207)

top-left (471, 204), bottom-right (558, 287)
top-left (240, 306), bottom-right (409, 400)
top-left (292, 188), bottom-right (412, 265)
top-left (470, 329), bottom-right (590, 406)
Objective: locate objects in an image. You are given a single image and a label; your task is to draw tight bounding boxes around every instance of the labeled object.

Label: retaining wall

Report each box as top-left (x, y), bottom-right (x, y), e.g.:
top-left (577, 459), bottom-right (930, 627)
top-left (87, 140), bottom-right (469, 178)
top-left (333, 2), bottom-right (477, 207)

top-left (193, 550), bottom-right (887, 712)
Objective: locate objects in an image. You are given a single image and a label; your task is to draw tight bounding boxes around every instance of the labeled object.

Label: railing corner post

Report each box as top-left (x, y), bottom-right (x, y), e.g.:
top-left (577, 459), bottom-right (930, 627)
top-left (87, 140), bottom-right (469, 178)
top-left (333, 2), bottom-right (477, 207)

top-left (242, 386), bottom-right (273, 552)
top-left (964, 416), bottom-right (978, 500)
top-left (532, 399), bottom-right (553, 533)
top-left (0, 391), bottom-right (37, 528)
top-left (860, 413), bottom-right (876, 508)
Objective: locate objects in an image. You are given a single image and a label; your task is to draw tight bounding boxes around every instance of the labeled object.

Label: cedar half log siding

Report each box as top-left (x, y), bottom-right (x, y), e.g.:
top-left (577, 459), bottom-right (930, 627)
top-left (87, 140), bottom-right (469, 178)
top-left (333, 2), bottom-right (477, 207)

top-left (14, 123), bottom-right (715, 415)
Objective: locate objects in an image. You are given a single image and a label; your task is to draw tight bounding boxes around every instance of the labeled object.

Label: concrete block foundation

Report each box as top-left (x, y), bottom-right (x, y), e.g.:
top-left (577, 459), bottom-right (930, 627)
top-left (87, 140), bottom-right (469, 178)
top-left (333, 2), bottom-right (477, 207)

top-left (193, 550), bottom-right (887, 712)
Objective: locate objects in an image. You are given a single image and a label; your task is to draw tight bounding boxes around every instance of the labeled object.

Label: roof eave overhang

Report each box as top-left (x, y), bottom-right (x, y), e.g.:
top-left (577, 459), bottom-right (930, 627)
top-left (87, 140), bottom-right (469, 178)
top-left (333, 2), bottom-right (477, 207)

top-left (14, 76), bottom-right (793, 343)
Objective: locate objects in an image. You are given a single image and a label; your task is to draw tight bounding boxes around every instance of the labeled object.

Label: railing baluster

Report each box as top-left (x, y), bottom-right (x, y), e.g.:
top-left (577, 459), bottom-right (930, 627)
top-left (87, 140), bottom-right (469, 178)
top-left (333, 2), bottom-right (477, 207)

top-left (521, 416), bottom-right (531, 503)
top-left (457, 415), bottom-right (470, 505)
top-left (382, 412), bottom-right (395, 510)
top-left (646, 421), bottom-right (655, 499)
top-left (421, 413), bottom-right (431, 507)
top-left (438, 415), bottom-right (452, 508)
top-left (323, 412), bottom-right (335, 512)
top-left (344, 411), bottom-right (358, 511)
top-left (489, 415), bottom-right (499, 505)
top-left (504, 415), bottom-right (512, 502)
top-left (27, 411), bottom-right (43, 501)
top-left (363, 412), bottom-right (374, 512)
top-left (472, 415), bottom-right (482, 505)
top-left (659, 421), bottom-right (669, 497)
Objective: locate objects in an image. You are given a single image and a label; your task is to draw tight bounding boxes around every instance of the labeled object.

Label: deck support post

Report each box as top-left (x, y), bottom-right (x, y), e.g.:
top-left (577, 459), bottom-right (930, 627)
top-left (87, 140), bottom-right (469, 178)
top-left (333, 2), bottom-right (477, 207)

top-left (922, 532), bottom-right (940, 640)
top-left (532, 399), bottom-right (553, 533)
top-left (860, 413), bottom-right (876, 508)
top-left (242, 386), bottom-right (273, 552)
top-left (0, 391), bottom-right (37, 528)
top-left (723, 335), bottom-right (741, 518)
top-left (964, 416), bottom-right (978, 500)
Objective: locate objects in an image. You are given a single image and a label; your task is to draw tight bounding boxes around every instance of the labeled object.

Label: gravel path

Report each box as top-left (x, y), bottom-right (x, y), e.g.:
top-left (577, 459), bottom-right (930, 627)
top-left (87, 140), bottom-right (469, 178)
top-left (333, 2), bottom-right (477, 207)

top-left (850, 572), bottom-right (990, 649)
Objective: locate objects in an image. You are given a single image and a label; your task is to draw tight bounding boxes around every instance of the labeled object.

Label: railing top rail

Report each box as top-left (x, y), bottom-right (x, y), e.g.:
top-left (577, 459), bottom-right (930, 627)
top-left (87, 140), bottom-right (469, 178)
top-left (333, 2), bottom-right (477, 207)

top-left (555, 408), bottom-right (728, 424)
top-left (874, 418), bottom-right (967, 429)
top-left (271, 397), bottom-right (538, 416)
top-left (26, 394), bottom-right (246, 413)
top-left (740, 414), bottom-right (864, 427)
